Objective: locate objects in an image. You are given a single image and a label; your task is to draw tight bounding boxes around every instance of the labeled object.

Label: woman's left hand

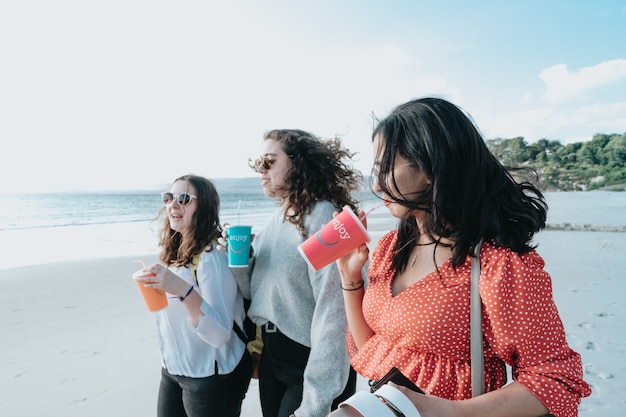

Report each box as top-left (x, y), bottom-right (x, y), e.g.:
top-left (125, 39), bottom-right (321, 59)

top-left (389, 381), bottom-right (549, 417)
top-left (217, 222), bottom-right (255, 254)
top-left (386, 383), bottom-right (453, 417)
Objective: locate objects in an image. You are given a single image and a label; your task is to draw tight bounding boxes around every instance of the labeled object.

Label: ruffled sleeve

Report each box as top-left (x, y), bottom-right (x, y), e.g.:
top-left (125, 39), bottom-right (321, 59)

top-left (479, 245), bottom-right (592, 417)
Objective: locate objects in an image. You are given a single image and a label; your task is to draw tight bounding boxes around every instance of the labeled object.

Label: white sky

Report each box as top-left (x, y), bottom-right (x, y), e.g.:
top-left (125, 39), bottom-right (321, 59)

top-left (1, 0), bottom-right (625, 193)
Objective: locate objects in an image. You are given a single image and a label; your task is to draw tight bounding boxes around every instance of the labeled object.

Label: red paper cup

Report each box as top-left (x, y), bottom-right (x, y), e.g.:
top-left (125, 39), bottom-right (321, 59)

top-left (133, 270), bottom-right (168, 312)
top-left (298, 205), bottom-right (370, 271)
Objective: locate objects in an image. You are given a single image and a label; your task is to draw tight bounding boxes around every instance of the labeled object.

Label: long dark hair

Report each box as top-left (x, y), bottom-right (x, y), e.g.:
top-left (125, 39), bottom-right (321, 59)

top-left (157, 174), bottom-right (223, 267)
top-left (372, 97), bottom-right (547, 269)
top-left (264, 129), bottom-right (363, 237)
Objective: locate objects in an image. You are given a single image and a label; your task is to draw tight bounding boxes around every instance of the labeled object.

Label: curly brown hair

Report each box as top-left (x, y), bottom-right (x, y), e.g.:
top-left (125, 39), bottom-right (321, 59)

top-left (264, 129), bottom-right (363, 237)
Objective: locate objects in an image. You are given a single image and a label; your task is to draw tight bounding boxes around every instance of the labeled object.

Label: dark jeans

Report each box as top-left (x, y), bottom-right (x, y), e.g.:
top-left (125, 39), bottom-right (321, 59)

top-left (157, 350), bottom-right (252, 417)
top-left (259, 324), bottom-right (357, 417)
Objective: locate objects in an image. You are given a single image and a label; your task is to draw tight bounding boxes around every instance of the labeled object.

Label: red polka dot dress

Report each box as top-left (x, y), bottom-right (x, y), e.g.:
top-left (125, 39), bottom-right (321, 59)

top-left (346, 231), bottom-right (591, 417)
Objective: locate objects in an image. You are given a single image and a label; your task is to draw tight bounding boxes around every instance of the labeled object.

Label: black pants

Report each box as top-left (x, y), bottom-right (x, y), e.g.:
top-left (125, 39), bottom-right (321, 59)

top-left (259, 324), bottom-right (356, 417)
top-left (157, 350), bottom-right (252, 417)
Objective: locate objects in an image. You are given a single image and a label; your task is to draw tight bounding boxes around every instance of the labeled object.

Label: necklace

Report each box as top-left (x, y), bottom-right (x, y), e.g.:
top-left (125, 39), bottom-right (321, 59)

top-left (409, 241), bottom-right (437, 267)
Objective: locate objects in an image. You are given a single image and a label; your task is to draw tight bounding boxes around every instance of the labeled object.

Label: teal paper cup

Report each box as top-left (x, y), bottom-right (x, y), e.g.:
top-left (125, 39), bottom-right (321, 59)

top-left (226, 225), bottom-right (252, 267)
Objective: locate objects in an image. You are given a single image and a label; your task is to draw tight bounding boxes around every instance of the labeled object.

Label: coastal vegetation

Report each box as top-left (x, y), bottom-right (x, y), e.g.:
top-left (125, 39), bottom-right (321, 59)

top-left (486, 132), bottom-right (626, 191)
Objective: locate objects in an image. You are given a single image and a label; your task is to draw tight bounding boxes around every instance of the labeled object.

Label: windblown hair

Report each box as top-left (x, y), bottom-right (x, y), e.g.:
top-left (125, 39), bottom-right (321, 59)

top-left (157, 174), bottom-right (223, 267)
top-left (264, 129), bottom-right (363, 237)
top-left (372, 97), bottom-right (547, 269)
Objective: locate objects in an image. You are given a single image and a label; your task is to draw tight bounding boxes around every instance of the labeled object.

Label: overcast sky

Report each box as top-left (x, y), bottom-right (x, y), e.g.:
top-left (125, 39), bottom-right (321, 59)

top-left (1, 0), bottom-right (625, 192)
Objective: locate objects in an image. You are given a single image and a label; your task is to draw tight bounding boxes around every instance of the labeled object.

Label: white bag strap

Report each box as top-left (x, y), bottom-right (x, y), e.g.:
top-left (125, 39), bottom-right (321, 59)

top-left (374, 384), bottom-right (421, 417)
top-left (470, 239), bottom-right (485, 397)
top-left (339, 391), bottom-right (397, 417)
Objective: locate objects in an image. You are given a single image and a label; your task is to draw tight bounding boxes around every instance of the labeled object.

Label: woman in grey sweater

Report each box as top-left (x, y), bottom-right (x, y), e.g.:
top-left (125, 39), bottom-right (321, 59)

top-left (234, 129), bottom-right (363, 417)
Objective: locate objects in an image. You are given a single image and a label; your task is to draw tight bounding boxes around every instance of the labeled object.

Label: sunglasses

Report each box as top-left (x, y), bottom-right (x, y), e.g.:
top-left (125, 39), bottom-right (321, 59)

top-left (248, 155), bottom-right (277, 172)
top-left (161, 192), bottom-right (197, 206)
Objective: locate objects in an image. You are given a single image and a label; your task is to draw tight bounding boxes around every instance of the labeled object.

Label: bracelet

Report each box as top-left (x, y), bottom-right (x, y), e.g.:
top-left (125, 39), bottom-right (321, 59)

top-left (179, 285), bottom-right (194, 302)
top-left (341, 280), bottom-right (364, 291)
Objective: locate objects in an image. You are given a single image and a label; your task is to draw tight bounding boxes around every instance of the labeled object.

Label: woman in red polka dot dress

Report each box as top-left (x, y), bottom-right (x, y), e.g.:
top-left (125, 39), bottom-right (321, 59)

top-left (335, 98), bottom-right (591, 417)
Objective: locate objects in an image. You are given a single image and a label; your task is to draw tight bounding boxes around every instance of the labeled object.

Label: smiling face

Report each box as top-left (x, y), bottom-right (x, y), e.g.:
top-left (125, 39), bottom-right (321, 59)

top-left (166, 180), bottom-right (198, 233)
top-left (372, 133), bottom-right (431, 221)
top-left (255, 138), bottom-right (293, 200)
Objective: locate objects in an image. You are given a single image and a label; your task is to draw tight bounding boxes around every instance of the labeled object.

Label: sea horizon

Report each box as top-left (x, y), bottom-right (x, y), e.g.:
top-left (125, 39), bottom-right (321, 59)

top-left (1, 180), bottom-right (625, 271)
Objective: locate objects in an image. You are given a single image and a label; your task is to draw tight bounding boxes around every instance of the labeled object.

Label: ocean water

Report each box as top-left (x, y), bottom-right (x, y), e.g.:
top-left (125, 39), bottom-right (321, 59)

top-left (2, 178), bottom-right (266, 231)
top-left (0, 179), bottom-right (624, 271)
top-left (543, 191), bottom-right (626, 227)
top-left (3, 181), bottom-right (625, 232)
top-left (0, 177), bottom-right (381, 231)
top-left (0, 177), bottom-right (381, 270)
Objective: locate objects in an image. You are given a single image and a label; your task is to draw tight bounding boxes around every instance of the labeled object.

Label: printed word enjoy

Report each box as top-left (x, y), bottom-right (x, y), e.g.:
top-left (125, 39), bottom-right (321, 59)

top-left (331, 218), bottom-right (351, 240)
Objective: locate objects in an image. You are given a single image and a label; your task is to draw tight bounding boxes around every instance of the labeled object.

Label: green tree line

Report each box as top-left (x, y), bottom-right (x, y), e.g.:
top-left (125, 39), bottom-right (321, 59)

top-left (486, 132), bottom-right (626, 191)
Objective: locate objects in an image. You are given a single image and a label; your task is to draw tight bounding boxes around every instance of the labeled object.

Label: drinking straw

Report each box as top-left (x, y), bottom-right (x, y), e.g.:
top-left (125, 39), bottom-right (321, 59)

top-left (133, 259), bottom-right (147, 269)
top-left (359, 203), bottom-right (384, 220)
top-left (237, 199), bottom-right (242, 224)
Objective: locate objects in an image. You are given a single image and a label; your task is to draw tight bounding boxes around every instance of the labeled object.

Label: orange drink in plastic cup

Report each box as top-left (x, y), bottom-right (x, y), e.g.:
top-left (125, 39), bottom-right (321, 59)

top-left (133, 270), bottom-right (168, 312)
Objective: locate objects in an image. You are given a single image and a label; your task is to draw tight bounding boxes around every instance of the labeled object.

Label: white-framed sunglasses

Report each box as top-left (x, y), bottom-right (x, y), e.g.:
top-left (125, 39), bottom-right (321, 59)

top-left (161, 192), bottom-right (197, 206)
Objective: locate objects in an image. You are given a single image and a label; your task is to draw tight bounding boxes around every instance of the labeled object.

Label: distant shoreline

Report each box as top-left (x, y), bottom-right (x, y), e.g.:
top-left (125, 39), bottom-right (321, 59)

top-left (545, 223), bottom-right (626, 232)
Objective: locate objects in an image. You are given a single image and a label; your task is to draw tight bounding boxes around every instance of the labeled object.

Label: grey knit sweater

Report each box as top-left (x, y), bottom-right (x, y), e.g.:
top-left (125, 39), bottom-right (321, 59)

top-left (233, 201), bottom-right (351, 417)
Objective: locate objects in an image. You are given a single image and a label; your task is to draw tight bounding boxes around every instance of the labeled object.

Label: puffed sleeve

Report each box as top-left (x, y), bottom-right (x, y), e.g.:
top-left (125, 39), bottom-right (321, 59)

top-left (479, 246), bottom-right (591, 417)
top-left (192, 250), bottom-right (238, 346)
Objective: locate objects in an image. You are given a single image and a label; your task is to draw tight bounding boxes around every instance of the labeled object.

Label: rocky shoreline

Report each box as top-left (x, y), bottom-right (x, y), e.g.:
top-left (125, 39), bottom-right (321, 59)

top-left (545, 223), bottom-right (626, 232)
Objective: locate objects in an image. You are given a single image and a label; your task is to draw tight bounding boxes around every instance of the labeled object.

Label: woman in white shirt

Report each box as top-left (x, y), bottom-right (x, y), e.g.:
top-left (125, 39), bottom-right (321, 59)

top-left (136, 174), bottom-right (251, 417)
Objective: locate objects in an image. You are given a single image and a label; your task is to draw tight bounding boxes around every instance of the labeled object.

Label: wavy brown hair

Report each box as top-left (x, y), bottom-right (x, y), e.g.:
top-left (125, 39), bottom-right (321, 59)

top-left (156, 174), bottom-right (223, 267)
top-left (264, 129), bottom-right (363, 237)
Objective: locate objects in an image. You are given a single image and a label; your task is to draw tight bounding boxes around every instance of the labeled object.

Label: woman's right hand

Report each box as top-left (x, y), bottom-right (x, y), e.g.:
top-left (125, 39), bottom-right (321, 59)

top-left (333, 210), bottom-right (369, 276)
top-left (336, 243), bottom-right (369, 277)
top-left (139, 263), bottom-right (190, 298)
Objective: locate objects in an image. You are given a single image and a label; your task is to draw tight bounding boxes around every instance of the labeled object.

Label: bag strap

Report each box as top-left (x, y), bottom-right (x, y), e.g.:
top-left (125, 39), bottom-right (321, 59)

top-left (232, 322), bottom-right (248, 344)
top-left (470, 239), bottom-right (485, 397)
top-left (191, 252), bottom-right (201, 285)
top-left (191, 251), bottom-right (248, 346)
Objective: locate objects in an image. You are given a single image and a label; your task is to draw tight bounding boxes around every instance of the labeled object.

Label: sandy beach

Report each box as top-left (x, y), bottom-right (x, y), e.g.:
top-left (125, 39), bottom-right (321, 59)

top-left (1, 210), bottom-right (625, 416)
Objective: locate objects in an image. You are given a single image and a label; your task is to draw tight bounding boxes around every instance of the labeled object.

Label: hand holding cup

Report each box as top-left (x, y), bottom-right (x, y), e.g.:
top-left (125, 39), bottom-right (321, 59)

top-left (298, 206), bottom-right (370, 271)
top-left (132, 267), bottom-right (168, 312)
top-left (217, 223), bottom-right (255, 255)
top-left (226, 225), bottom-right (253, 267)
